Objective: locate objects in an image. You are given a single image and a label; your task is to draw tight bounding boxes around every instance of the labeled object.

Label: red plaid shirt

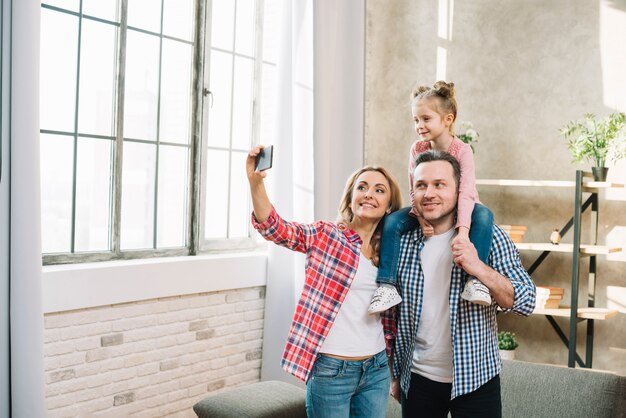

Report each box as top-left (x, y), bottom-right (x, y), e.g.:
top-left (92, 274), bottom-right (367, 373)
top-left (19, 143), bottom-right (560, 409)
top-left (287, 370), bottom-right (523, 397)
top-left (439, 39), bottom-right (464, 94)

top-left (253, 207), bottom-right (381, 382)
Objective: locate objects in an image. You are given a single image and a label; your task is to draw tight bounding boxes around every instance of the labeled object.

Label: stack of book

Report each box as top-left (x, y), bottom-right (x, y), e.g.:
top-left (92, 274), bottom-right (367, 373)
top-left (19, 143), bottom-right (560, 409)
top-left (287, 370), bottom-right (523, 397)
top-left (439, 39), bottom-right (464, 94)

top-left (499, 225), bottom-right (528, 243)
top-left (536, 286), bottom-right (564, 309)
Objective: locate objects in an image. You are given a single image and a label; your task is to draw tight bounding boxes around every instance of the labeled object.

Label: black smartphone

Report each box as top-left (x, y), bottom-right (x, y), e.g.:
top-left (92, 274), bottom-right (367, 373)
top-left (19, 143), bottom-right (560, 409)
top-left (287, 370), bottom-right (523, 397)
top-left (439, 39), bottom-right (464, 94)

top-left (255, 145), bottom-right (274, 171)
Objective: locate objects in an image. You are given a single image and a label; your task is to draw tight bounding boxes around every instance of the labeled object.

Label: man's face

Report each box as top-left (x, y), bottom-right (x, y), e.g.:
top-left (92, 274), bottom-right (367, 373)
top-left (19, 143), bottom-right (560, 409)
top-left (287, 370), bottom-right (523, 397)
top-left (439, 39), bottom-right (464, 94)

top-left (412, 160), bottom-right (458, 228)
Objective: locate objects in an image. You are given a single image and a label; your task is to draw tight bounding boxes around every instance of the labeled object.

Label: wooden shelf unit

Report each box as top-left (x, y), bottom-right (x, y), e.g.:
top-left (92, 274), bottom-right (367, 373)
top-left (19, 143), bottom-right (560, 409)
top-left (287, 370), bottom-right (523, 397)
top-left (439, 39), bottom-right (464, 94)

top-left (476, 178), bottom-right (624, 191)
top-left (532, 307), bottom-right (618, 321)
top-left (478, 170), bottom-right (622, 368)
top-left (515, 243), bottom-right (622, 255)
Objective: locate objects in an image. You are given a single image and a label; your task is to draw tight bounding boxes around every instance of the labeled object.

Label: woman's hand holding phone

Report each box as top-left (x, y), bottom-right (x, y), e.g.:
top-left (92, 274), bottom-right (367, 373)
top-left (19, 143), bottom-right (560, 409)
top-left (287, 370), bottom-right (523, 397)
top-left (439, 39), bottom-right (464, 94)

top-left (255, 145), bottom-right (273, 172)
top-left (246, 146), bottom-right (270, 183)
top-left (246, 145), bottom-right (273, 222)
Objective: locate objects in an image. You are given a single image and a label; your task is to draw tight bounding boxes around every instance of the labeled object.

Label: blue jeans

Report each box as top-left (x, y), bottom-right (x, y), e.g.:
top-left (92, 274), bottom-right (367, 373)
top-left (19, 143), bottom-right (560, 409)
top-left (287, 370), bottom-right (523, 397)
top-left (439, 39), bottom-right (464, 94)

top-left (306, 350), bottom-right (390, 418)
top-left (377, 204), bottom-right (494, 285)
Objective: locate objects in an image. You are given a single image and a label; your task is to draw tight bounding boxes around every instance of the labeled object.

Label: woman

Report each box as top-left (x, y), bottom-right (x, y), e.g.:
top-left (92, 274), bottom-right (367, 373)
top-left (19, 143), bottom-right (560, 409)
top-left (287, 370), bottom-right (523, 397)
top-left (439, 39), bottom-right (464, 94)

top-left (247, 145), bottom-right (402, 418)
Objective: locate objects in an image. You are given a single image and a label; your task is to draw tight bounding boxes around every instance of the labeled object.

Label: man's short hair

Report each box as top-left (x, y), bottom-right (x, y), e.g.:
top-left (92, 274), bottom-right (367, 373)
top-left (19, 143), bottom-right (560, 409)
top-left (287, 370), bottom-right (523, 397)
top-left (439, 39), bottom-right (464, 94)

top-left (414, 150), bottom-right (461, 188)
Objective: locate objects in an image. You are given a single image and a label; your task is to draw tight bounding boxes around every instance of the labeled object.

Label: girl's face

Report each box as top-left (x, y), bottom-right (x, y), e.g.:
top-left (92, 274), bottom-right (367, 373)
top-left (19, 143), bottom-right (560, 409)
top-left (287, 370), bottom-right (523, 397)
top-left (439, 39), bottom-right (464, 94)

top-left (412, 99), bottom-right (454, 144)
top-left (350, 170), bottom-right (392, 224)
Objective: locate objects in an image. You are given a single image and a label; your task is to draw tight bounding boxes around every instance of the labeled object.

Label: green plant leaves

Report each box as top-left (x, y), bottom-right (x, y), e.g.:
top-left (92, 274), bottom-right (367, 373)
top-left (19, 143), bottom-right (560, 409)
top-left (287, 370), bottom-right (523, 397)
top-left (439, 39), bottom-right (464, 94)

top-left (560, 112), bottom-right (626, 167)
top-left (497, 331), bottom-right (519, 350)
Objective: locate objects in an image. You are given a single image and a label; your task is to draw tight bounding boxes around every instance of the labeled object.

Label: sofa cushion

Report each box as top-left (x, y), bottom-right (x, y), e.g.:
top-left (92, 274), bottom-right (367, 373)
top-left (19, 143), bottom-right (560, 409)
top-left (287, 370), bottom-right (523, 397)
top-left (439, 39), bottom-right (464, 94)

top-left (193, 379), bottom-right (402, 418)
top-left (501, 360), bottom-right (625, 418)
top-left (193, 380), bottom-right (307, 418)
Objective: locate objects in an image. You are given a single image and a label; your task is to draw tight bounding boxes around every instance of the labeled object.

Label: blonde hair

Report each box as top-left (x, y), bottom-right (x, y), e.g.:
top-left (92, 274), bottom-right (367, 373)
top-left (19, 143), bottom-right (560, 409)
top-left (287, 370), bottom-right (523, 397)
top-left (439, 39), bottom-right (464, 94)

top-left (411, 80), bottom-right (458, 134)
top-left (336, 166), bottom-right (403, 267)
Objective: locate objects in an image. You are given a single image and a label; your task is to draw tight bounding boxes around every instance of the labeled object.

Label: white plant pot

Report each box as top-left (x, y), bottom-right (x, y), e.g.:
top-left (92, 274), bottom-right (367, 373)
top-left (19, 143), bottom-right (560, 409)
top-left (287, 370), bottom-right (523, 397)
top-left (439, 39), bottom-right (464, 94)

top-left (499, 349), bottom-right (516, 360)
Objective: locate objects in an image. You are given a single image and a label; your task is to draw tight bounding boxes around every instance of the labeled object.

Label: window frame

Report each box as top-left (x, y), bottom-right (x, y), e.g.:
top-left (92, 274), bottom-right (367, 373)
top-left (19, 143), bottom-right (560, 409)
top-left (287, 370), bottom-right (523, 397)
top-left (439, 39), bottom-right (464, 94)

top-left (41, 0), bottom-right (266, 265)
top-left (198, 0), bottom-right (265, 253)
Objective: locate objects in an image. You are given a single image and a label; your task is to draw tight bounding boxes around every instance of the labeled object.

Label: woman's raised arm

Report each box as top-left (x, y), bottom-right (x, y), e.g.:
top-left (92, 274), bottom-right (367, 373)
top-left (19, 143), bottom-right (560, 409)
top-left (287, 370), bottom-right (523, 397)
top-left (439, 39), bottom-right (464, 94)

top-left (246, 145), bottom-right (272, 222)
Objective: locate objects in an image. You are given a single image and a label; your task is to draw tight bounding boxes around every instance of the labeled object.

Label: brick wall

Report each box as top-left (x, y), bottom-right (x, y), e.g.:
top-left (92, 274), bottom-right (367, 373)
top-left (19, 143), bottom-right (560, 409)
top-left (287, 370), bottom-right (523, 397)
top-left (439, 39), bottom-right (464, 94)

top-left (44, 287), bottom-right (265, 418)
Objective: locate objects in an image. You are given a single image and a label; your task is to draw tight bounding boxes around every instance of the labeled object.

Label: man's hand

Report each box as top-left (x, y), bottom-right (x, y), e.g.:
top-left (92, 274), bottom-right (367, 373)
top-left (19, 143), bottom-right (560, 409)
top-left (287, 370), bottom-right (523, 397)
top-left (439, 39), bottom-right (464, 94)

top-left (451, 237), bottom-right (482, 276)
top-left (451, 228), bottom-right (470, 248)
top-left (390, 378), bottom-right (401, 403)
top-left (452, 238), bottom-right (515, 308)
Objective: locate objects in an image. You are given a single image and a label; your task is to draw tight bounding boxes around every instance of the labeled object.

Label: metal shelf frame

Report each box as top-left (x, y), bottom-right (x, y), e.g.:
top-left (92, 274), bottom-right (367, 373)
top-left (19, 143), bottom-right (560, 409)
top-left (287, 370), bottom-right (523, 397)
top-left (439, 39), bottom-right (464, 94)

top-left (480, 170), bottom-right (623, 368)
top-left (524, 171), bottom-right (599, 368)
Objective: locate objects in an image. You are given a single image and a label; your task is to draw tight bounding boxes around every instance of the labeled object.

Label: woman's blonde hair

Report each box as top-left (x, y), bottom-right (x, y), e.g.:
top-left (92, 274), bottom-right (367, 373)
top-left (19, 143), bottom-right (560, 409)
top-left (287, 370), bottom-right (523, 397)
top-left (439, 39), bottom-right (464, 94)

top-left (336, 166), bottom-right (403, 267)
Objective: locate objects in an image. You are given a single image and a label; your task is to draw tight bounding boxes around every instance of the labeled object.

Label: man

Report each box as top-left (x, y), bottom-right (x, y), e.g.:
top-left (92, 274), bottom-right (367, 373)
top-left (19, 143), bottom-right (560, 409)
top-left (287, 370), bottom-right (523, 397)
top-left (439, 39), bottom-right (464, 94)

top-left (383, 151), bottom-right (536, 417)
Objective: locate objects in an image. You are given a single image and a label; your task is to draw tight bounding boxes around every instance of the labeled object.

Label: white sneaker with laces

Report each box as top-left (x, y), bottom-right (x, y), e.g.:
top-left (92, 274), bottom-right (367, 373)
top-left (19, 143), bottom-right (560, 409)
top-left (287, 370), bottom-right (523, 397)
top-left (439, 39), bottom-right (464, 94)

top-left (368, 284), bottom-right (402, 314)
top-left (461, 277), bottom-right (492, 306)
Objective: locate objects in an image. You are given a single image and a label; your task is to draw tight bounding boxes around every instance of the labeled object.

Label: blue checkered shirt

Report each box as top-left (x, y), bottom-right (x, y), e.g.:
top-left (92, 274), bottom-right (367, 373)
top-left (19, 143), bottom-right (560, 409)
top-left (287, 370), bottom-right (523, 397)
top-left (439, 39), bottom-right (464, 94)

top-left (385, 225), bottom-right (535, 399)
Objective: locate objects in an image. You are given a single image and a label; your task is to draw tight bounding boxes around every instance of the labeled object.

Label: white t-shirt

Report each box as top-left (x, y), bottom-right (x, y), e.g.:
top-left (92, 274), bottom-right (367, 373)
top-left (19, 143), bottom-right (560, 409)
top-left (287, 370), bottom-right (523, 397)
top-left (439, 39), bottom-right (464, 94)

top-left (411, 228), bottom-right (455, 383)
top-left (320, 253), bottom-right (386, 356)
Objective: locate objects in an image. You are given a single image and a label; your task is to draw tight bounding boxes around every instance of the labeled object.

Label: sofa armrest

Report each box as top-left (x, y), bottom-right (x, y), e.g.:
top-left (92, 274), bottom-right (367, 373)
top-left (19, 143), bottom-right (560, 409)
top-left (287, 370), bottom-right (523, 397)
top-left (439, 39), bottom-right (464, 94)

top-left (193, 380), bottom-right (307, 418)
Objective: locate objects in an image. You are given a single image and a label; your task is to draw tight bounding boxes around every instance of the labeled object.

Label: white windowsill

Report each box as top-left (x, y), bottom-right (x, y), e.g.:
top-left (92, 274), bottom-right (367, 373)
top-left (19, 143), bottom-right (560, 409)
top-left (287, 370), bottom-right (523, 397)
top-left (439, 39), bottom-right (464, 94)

top-left (42, 252), bottom-right (268, 314)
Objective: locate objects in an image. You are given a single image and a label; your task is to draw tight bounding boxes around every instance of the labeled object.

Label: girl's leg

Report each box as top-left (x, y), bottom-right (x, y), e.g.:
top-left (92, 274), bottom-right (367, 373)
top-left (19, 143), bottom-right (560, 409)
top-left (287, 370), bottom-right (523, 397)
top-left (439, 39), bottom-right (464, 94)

top-left (370, 207), bottom-right (418, 314)
top-left (461, 204), bottom-right (495, 306)
top-left (469, 204), bottom-right (494, 265)
top-left (377, 207), bottom-right (415, 285)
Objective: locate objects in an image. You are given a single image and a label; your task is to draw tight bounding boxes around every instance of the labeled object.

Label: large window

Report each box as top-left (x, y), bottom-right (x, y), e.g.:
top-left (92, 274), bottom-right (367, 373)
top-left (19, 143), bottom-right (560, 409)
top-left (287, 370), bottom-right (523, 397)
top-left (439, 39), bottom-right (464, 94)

top-left (40, 0), bottom-right (279, 264)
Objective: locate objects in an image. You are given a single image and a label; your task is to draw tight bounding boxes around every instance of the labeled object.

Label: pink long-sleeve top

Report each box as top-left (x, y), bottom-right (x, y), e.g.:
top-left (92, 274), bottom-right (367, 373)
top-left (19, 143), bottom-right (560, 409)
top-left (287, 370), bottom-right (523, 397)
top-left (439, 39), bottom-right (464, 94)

top-left (408, 137), bottom-right (480, 230)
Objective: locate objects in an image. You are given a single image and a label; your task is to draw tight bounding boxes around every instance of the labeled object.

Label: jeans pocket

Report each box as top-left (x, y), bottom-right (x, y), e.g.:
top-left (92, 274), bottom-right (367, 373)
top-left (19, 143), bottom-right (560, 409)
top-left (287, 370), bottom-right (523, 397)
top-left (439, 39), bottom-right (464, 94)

top-left (312, 358), bottom-right (343, 379)
top-left (374, 352), bottom-right (389, 370)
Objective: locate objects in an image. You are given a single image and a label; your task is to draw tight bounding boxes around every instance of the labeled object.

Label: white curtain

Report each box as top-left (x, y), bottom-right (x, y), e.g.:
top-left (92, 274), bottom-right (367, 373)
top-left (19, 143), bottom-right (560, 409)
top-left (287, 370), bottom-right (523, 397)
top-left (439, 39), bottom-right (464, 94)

top-left (7, 0), bottom-right (47, 416)
top-left (260, 0), bottom-right (365, 384)
top-left (313, 0), bottom-right (365, 221)
top-left (260, 0), bottom-right (315, 386)
top-left (1, 0), bottom-right (11, 415)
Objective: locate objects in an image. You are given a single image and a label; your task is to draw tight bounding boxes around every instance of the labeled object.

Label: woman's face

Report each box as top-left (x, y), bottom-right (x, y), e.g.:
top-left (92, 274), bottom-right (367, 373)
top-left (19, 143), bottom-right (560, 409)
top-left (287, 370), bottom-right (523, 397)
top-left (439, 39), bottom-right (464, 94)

top-left (350, 170), bottom-right (392, 223)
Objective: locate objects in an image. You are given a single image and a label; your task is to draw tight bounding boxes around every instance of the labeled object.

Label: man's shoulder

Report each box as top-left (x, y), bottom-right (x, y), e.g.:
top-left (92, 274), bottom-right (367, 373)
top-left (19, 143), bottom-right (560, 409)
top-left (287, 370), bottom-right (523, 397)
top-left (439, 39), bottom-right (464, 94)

top-left (399, 226), bottom-right (422, 241)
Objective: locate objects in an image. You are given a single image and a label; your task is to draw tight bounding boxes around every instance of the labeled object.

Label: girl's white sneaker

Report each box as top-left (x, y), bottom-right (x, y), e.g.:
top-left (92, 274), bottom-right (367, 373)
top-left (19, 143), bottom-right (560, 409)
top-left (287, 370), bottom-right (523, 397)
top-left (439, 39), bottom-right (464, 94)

top-left (368, 284), bottom-right (402, 314)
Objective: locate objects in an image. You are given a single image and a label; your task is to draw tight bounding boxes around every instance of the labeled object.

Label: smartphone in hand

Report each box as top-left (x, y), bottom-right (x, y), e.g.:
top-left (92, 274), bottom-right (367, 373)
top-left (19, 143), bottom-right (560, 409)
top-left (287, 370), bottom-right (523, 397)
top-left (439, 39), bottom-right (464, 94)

top-left (255, 145), bottom-right (273, 172)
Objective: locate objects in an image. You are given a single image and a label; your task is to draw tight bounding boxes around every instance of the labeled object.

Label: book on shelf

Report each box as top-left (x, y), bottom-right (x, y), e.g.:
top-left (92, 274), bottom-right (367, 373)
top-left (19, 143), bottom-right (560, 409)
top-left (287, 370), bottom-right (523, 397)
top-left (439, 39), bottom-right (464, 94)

top-left (499, 224), bottom-right (527, 243)
top-left (507, 232), bottom-right (526, 243)
top-left (537, 294), bottom-right (562, 300)
top-left (536, 286), bottom-right (565, 295)
top-left (535, 286), bottom-right (564, 309)
top-left (506, 230), bottom-right (526, 236)
top-left (498, 224), bottom-right (528, 231)
top-left (537, 296), bottom-right (562, 304)
top-left (536, 299), bottom-right (561, 309)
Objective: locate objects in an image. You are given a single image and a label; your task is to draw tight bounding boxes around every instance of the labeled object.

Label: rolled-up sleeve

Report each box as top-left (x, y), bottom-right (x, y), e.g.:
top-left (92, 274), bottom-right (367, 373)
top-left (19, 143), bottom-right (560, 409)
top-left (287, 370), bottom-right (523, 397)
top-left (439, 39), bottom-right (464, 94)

top-left (251, 206), bottom-right (321, 254)
top-left (490, 225), bottom-right (536, 316)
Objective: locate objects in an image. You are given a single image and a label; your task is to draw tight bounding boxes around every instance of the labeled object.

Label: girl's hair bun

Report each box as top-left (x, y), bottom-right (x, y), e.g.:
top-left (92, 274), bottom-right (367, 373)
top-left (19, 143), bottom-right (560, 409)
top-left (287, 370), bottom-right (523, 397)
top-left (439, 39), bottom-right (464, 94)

top-left (411, 84), bottom-right (431, 100)
top-left (433, 80), bottom-right (455, 99)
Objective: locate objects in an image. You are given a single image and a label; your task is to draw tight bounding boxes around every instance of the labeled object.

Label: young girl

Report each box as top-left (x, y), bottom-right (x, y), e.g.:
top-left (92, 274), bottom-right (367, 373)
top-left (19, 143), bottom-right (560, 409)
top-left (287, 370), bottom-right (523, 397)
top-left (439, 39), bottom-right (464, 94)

top-left (368, 81), bottom-right (494, 313)
top-left (247, 145), bottom-right (403, 418)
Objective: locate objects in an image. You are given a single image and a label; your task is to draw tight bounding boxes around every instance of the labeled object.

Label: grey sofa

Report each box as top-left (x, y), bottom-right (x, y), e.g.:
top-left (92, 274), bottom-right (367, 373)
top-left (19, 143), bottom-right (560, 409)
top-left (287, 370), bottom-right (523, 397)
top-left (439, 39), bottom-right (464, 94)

top-left (193, 360), bottom-right (625, 418)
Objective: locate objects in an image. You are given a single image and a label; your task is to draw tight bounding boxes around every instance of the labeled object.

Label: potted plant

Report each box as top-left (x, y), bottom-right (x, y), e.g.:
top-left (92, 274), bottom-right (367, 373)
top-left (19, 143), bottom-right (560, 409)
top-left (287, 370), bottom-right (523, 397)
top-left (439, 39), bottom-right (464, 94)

top-left (498, 331), bottom-right (518, 360)
top-left (457, 121), bottom-right (480, 153)
top-left (560, 112), bottom-right (626, 181)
